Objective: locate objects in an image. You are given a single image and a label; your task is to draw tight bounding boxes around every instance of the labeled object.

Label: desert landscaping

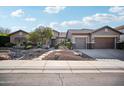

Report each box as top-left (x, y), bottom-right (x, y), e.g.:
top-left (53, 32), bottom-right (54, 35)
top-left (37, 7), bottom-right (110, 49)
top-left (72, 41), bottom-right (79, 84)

top-left (0, 48), bottom-right (94, 60)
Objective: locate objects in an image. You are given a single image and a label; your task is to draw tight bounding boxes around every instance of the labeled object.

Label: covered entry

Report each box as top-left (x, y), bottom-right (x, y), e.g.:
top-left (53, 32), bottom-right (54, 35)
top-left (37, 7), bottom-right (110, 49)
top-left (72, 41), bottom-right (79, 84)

top-left (75, 37), bottom-right (87, 49)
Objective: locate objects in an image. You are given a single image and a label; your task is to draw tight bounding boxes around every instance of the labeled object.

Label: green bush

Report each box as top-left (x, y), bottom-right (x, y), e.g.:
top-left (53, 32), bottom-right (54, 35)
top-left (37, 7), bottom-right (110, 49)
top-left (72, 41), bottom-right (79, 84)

top-left (25, 45), bottom-right (33, 49)
top-left (37, 44), bottom-right (42, 48)
top-left (0, 34), bottom-right (9, 36)
top-left (5, 42), bottom-right (15, 47)
top-left (0, 36), bottom-right (10, 47)
top-left (65, 42), bottom-right (72, 49)
top-left (117, 42), bottom-right (124, 49)
top-left (54, 39), bottom-right (72, 49)
top-left (55, 44), bottom-right (59, 49)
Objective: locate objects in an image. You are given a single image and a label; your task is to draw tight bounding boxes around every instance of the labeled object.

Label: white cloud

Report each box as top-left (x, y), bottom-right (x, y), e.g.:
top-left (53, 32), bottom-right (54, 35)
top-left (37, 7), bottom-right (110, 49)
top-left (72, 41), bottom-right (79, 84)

top-left (11, 9), bottom-right (24, 17)
top-left (109, 6), bottom-right (124, 15)
top-left (25, 17), bottom-right (36, 21)
top-left (82, 16), bottom-right (96, 25)
top-left (49, 22), bottom-right (59, 28)
top-left (49, 20), bottom-right (82, 28)
top-left (82, 7), bottom-right (124, 25)
top-left (60, 20), bottom-right (82, 27)
top-left (43, 6), bottom-right (66, 14)
top-left (32, 24), bottom-right (46, 30)
top-left (49, 14), bottom-right (124, 30)
top-left (48, 20), bottom-right (83, 31)
top-left (49, 22), bottom-right (62, 30)
top-left (82, 13), bottom-right (118, 25)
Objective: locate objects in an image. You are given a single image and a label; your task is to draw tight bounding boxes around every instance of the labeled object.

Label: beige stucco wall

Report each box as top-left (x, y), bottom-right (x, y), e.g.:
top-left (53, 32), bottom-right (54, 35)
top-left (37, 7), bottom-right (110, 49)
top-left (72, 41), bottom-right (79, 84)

top-left (91, 28), bottom-right (120, 42)
top-left (92, 28), bottom-right (120, 35)
top-left (119, 29), bottom-right (124, 42)
top-left (71, 34), bottom-right (90, 43)
top-left (120, 35), bottom-right (124, 42)
top-left (10, 32), bottom-right (28, 44)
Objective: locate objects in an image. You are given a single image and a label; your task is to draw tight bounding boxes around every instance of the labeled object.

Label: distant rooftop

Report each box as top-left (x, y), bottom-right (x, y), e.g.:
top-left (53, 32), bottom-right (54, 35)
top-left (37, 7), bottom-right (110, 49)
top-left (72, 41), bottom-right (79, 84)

top-left (67, 29), bottom-right (94, 33)
top-left (59, 32), bottom-right (66, 37)
top-left (115, 25), bottom-right (124, 33)
top-left (115, 25), bottom-right (124, 30)
top-left (9, 30), bottom-right (29, 35)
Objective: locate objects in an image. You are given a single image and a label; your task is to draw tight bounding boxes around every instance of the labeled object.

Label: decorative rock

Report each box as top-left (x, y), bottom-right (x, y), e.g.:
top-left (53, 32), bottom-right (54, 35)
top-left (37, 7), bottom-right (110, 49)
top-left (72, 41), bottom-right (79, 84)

top-left (0, 54), bottom-right (11, 60)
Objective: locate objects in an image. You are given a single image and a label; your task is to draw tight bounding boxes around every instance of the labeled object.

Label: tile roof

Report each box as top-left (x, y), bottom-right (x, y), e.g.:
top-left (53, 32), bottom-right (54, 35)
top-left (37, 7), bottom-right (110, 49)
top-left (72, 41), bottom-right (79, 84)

top-left (9, 30), bottom-right (29, 36)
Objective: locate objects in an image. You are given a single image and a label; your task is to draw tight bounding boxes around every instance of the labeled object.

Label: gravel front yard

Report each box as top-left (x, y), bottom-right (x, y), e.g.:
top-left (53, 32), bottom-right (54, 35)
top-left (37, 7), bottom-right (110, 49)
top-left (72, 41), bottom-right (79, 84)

top-left (0, 48), bottom-right (49, 60)
top-left (42, 50), bottom-right (94, 60)
top-left (0, 49), bottom-right (94, 61)
top-left (12, 49), bottom-right (49, 60)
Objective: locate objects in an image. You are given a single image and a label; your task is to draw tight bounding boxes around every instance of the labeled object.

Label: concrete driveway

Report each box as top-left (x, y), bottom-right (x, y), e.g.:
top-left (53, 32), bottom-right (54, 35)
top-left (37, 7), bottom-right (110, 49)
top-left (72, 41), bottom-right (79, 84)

top-left (77, 49), bottom-right (124, 61)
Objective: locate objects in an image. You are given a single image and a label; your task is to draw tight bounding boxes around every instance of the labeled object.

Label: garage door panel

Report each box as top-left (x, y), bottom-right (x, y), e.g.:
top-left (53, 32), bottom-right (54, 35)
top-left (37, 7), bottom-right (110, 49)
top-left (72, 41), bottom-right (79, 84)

top-left (94, 37), bottom-right (115, 49)
top-left (75, 37), bottom-right (86, 49)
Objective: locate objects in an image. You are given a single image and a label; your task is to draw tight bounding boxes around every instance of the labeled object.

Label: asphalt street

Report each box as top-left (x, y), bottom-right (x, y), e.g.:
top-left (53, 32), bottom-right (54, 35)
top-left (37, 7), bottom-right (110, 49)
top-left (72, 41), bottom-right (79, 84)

top-left (0, 73), bottom-right (124, 86)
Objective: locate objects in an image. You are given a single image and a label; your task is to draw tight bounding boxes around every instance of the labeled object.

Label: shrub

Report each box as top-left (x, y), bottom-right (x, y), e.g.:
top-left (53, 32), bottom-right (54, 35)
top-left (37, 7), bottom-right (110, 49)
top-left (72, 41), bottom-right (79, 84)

top-left (36, 43), bottom-right (43, 48)
top-left (55, 44), bottom-right (59, 49)
top-left (5, 42), bottom-right (15, 47)
top-left (54, 39), bottom-right (72, 49)
top-left (0, 34), bottom-right (9, 36)
top-left (25, 45), bottom-right (33, 49)
top-left (117, 42), bottom-right (124, 49)
top-left (65, 42), bottom-right (72, 49)
top-left (0, 36), bottom-right (10, 47)
top-left (64, 39), bottom-right (72, 49)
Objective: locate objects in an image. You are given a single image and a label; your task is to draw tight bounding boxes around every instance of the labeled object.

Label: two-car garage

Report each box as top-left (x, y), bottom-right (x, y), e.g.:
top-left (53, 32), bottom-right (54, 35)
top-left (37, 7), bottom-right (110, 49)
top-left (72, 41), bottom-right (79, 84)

top-left (94, 37), bottom-right (115, 49)
top-left (74, 37), bottom-right (116, 49)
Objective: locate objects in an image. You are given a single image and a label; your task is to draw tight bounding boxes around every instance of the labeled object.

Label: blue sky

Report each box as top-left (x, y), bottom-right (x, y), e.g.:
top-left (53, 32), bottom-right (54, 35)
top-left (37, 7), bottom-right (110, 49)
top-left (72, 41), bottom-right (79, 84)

top-left (0, 6), bottom-right (124, 32)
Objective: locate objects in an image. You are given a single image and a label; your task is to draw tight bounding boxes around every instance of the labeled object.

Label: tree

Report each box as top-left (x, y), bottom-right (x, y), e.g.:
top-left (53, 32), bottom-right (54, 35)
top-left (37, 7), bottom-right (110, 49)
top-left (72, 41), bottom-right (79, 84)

top-left (28, 31), bottom-right (40, 44)
top-left (28, 26), bottom-right (53, 46)
top-left (0, 27), bottom-right (10, 34)
top-left (42, 27), bottom-right (53, 45)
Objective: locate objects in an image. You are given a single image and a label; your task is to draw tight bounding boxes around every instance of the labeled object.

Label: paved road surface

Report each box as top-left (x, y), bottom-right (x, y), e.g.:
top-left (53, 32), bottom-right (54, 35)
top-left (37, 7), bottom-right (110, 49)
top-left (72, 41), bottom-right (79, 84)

top-left (0, 73), bottom-right (124, 86)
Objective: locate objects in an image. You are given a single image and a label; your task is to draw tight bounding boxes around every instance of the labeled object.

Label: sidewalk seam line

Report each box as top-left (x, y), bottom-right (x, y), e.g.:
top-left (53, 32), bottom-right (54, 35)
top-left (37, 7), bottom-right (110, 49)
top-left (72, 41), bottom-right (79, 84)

top-left (66, 62), bottom-right (73, 73)
top-left (87, 62), bottom-right (101, 73)
top-left (42, 62), bottom-right (47, 73)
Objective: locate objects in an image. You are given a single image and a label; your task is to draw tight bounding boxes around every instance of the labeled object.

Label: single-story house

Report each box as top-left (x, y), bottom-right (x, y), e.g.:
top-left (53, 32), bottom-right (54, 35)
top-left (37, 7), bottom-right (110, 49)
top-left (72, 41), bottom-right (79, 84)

top-left (66, 26), bottom-right (122, 49)
top-left (57, 32), bottom-right (66, 44)
top-left (9, 29), bottom-right (62, 47)
top-left (115, 25), bottom-right (124, 42)
top-left (9, 30), bottom-right (29, 46)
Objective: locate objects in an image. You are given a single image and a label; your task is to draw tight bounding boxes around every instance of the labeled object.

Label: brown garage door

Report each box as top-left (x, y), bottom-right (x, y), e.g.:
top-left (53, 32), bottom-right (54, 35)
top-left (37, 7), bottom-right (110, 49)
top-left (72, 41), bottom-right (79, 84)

top-left (75, 37), bottom-right (86, 49)
top-left (94, 37), bottom-right (115, 49)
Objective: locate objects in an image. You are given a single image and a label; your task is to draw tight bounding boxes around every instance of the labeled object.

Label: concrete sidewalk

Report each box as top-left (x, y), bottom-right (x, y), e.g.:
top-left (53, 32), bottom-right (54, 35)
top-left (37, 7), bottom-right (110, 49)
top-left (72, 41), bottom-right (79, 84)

top-left (0, 60), bottom-right (124, 73)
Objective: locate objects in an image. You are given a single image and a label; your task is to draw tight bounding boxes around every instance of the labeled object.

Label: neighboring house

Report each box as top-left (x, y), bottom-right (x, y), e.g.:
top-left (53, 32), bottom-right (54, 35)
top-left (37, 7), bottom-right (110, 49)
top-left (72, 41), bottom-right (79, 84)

top-left (67, 26), bottom-right (122, 49)
top-left (9, 30), bottom-right (29, 46)
top-left (50, 30), bottom-right (59, 47)
top-left (115, 25), bottom-right (124, 42)
top-left (57, 32), bottom-right (66, 44)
